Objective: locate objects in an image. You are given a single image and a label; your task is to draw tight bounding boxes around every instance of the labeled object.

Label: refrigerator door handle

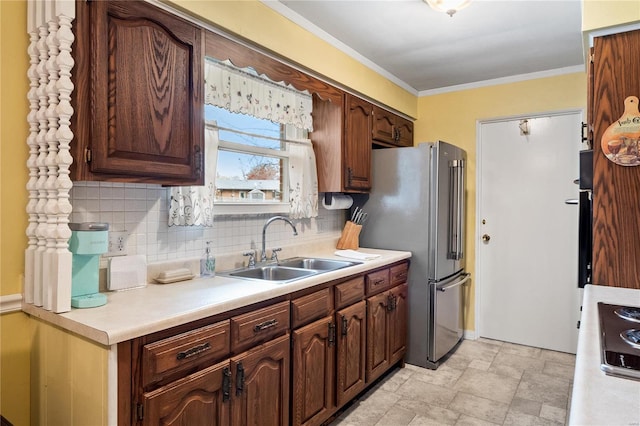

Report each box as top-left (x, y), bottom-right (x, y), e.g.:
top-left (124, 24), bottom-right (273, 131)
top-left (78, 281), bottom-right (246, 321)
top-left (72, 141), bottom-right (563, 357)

top-left (437, 273), bottom-right (471, 292)
top-left (448, 159), bottom-right (465, 260)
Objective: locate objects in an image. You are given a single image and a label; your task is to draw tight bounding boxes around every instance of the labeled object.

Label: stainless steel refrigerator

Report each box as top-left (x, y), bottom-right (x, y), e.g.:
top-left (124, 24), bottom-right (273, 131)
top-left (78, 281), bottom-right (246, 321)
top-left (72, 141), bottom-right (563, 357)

top-left (359, 141), bottom-right (470, 369)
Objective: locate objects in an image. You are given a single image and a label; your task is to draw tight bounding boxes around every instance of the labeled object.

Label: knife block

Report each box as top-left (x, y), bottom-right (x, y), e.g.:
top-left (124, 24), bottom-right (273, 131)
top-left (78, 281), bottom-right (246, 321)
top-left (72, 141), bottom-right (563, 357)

top-left (336, 221), bottom-right (362, 250)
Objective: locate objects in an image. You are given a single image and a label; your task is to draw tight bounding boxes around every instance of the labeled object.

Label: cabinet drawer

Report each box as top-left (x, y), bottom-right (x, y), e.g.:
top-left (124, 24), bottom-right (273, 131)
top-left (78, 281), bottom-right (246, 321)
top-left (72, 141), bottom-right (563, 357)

top-left (335, 277), bottom-right (365, 309)
top-left (231, 301), bottom-right (290, 352)
top-left (365, 269), bottom-right (391, 295)
top-left (142, 320), bottom-right (230, 388)
top-left (291, 288), bottom-right (332, 329)
top-left (390, 263), bottom-right (409, 286)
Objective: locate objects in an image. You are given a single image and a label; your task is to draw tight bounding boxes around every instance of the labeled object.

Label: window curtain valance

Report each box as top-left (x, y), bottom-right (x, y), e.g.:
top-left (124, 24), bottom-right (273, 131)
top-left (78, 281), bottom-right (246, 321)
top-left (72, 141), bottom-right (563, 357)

top-left (205, 59), bottom-right (314, 131)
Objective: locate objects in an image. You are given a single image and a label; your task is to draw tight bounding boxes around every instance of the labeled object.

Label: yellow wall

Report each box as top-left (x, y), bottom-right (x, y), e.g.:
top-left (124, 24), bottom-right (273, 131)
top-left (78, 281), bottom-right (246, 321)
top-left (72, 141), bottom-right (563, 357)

top-left (30, 318), bottom-right (109, 425)
top-left (416, 73), bottom-right (588, 330)
top-left (582, 0), bottom-right (640, 31)
top-left (1, 0), bottom-right (31, 424)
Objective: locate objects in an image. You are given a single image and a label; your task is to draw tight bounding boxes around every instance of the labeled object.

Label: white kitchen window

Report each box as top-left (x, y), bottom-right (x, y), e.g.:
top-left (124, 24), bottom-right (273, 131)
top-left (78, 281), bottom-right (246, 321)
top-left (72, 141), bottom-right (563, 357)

top-left (168, 58), bottom-right (317, 224)
top-left (206, 105), bottom-right (300, 214)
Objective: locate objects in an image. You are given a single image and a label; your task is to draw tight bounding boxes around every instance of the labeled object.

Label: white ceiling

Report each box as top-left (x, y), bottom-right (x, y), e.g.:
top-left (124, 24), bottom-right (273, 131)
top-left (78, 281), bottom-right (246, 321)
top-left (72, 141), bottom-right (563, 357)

top-left (264, 0), bottom-right (585, 95)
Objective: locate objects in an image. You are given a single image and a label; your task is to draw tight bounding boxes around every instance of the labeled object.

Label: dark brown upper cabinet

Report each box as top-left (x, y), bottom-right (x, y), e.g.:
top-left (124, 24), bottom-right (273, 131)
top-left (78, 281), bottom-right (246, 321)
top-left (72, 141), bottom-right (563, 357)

top-left (372, 105), bottom-right (414, 148)
top-left (72, 0), bottom-right (204, 184)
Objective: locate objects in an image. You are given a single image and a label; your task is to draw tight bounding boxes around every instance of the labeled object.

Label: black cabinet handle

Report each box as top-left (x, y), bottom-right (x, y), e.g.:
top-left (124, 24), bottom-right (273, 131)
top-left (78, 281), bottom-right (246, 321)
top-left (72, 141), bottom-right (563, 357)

top-left (253, 319), bottom-right (278, 332)
top-left (328, 322), bottom-right (336, 347)
top-left (341, 315), bottom-right (348, 336)
top-left (222, 366), bottom-right (231, 402)
top-left (176, 342), bottom-right (211, 360)
top-left (194, 145), bottom-right (202, 178)
top-left (236, 362), bottom-right (245, 396)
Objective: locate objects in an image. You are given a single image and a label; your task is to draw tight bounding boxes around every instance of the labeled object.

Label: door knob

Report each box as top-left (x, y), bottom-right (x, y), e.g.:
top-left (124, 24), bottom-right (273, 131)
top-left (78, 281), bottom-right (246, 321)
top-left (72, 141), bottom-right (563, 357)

top-left (482, 234), bottom-right (491, 242)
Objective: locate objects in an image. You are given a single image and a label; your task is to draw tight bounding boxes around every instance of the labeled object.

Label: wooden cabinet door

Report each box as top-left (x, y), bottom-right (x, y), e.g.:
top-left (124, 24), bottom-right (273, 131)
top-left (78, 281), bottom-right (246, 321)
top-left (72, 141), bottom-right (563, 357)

top-left (366, 291), bottom-right (390, 382)
top-left (372, 105), bottom-right (396, 145)
top-left (230, 334), bottom-right (290, 426)
top-left (336, 300), bottom-right (367, 407)
top-left (343, 94), bottom-right (372, 191)
top-left (291, 317), bottom-right (335, 426)
top-left (142, 360), bottom-right (230, 426)
top-left (388, 284), bottom-right (408, 365)
top-left (394, 116), bottom-right (414, 147)
top-left (87, 0), bottom-right (204, 183)
top-left (591, 30), bottom-right (640, 289)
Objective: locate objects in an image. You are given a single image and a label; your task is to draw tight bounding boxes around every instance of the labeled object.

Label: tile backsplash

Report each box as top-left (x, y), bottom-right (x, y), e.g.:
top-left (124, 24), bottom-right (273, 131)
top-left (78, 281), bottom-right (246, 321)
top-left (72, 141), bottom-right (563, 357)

top-left (70, 182), bottom-right (345, 264)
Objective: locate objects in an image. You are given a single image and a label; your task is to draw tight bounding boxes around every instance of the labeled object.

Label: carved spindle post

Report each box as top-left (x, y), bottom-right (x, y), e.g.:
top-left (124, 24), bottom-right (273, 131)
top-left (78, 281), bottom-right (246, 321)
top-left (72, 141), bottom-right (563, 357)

top-left (43, 15), bottom-right (60, 311)
top-left (25, 1), bottom-right (41, 305)
top-left (34, 20), bottom-right (49, 307)
top-left (53, 6), bottom-right (75, 314)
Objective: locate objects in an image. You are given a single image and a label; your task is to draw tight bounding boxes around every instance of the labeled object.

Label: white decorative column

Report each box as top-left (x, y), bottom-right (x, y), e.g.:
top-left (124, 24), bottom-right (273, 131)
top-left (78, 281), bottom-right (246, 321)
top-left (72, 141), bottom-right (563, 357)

top-left (52, 0), bottom-right (75, 313)
top-left (25, 0), bottom-right (41, 305)
top-left (25, 0), bottom-right (75, 313)
top-left (34, 3), bottom-right (49, 307)
top-left (43, 0), bottom-right (59, 311)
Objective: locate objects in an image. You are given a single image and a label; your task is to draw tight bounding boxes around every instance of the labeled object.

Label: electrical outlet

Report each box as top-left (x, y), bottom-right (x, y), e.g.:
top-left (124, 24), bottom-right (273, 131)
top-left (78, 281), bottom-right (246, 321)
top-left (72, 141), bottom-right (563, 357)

top-left (105, 231), bottom-right (128, 257)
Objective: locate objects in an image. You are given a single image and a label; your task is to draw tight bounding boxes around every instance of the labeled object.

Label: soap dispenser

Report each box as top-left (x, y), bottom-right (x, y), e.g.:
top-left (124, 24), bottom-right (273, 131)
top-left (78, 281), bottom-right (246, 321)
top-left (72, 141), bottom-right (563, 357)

top-left (200, 241), bottom-right (216, 277)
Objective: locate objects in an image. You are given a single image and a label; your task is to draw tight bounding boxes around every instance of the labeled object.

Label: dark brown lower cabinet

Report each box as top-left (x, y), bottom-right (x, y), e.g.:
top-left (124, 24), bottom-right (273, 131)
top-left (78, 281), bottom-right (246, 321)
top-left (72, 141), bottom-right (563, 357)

top-left (142, 360), bottom-right (230, 426)
top-left (366, 284), bottom-right (408, 383)
top-left (292, 317), bottom-right (335, 426)
top-left (141, 334), bottom-right (289, 426)
top-left (336, 300), bottom-right (367, 406)
top-left (230, 334), bottom-right (290, 426)
top-left (389, 284), bottom-right (408, 365)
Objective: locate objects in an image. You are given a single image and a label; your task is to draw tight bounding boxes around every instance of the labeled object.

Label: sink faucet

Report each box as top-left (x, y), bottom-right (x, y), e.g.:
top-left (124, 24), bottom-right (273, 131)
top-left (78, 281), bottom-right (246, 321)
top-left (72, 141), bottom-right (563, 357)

top-left (261, 216), bottom-right (298, 262)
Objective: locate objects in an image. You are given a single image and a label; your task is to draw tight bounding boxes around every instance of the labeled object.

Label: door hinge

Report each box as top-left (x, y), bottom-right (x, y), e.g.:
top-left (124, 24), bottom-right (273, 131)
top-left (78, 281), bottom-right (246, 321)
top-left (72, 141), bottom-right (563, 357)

top-left (84, 147), bottom-right (92, 163)
top-left (589, 53), bottom-right (594, 63)
top-left (136, 403), bottom-right (144, 421)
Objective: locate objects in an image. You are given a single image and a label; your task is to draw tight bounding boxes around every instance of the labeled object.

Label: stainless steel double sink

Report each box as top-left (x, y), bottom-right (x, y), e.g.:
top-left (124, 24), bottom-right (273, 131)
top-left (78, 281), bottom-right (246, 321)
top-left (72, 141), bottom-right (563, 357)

top-left (221, 257), bottom-right (361, 283)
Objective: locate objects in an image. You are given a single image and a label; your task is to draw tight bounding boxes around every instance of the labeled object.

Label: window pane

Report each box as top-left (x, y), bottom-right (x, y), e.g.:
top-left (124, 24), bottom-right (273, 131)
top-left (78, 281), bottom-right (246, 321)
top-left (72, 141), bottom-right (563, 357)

top-left (205, 105), bottom-right (282, 150)
top-left (215, 150), bottom-right (283, 203)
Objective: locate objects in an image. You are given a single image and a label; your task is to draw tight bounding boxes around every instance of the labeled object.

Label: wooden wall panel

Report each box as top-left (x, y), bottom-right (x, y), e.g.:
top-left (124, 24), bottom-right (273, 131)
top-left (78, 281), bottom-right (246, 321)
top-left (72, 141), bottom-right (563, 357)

top-left (592, 30), bottom-right (640, 288)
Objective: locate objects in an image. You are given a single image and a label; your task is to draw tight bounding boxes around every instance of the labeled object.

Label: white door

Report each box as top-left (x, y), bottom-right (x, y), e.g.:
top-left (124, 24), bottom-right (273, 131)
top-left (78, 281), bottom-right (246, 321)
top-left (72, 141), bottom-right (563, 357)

top-left (477, 112), bottom-right (582, 354)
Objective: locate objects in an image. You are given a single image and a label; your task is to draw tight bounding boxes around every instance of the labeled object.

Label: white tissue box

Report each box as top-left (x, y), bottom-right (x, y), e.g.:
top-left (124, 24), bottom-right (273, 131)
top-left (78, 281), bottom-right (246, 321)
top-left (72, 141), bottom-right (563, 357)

top-left (108, 255), bottom-right (147, 291)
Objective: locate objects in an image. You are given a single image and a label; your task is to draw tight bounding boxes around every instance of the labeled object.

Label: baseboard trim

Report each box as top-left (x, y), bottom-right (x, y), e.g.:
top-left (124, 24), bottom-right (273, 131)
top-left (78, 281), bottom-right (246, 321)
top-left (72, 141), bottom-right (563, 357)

top-left (463, 329), bottom-right (477, 340)
top-left (0, 294), bottom-right (23, 314)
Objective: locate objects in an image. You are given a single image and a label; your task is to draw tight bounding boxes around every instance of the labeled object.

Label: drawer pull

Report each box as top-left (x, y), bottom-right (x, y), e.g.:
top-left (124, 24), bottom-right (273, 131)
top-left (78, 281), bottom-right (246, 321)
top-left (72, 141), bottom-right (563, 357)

top-left (373, 279), bottom-right (385, 286)
top-left (253, 319), bottom-right (278, 333)
top-left (394, 272), bottom-right (407, 281)
top-left (176, 342), bottom-right (211, 360)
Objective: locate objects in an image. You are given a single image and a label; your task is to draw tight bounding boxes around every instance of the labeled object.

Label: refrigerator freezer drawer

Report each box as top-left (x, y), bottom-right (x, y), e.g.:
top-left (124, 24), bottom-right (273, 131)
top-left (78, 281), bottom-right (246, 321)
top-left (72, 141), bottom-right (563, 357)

top-left (429, 273), bottom-right (470, 365)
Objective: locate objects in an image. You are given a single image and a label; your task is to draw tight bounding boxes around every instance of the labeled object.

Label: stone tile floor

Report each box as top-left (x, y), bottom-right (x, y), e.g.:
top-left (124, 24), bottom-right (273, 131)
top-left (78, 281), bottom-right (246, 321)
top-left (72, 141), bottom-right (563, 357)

top-left (332, 338), bottom-right (576, 426)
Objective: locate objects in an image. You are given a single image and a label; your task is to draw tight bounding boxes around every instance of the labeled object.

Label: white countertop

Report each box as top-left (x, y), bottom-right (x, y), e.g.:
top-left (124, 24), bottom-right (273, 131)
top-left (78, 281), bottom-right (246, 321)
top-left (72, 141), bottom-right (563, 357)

top-left (23, 247), bottom-right (411, 346)
top-left (569, 284), bottom-right (640, 426)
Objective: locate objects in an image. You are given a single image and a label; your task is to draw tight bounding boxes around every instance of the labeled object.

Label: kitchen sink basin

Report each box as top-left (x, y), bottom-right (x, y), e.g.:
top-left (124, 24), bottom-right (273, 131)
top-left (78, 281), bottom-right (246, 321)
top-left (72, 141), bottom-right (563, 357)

top-left (227, 266), bottom-right (316, 282)
top-left (221, 257), bottom-right (361, 283)
top-left (277, 257), bottom-right (360, 271)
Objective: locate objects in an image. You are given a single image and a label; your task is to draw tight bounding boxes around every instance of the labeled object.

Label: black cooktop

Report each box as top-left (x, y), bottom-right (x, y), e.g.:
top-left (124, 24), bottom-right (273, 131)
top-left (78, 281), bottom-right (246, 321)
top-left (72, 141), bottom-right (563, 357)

top-left (598, 303), bottom-right (640, 380)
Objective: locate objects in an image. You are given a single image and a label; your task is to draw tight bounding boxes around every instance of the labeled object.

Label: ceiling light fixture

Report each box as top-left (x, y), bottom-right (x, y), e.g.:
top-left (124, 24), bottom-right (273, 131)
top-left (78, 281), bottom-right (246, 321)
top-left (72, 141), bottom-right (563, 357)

top-left (424, 0), bottom-right (471, 17)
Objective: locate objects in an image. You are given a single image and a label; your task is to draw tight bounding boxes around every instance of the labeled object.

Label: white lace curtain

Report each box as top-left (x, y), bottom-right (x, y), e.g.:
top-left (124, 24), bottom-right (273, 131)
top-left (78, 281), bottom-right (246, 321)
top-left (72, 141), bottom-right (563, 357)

top-left (168, 59), bottom-right (318, 226)
top-left (168, 124), bottom-right (219, 226)
top-left (204, 59), bottom-right (314, 131)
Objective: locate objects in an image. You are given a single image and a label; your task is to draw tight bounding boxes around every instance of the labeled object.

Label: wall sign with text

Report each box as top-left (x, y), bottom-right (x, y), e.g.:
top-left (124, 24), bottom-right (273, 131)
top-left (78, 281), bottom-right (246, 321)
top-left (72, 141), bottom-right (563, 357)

top-left (601, 95), bottom-right (640, 167)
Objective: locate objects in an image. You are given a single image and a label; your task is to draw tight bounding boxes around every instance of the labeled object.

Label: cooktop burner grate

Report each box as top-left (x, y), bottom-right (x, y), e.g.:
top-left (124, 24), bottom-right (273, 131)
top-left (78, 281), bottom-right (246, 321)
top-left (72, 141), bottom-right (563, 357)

top-left (615, 306), bottom-right (640, 323)
top-left (621, 329), bottom-right (640, 349)
top-left (598, 303), bottom-right (640, 380)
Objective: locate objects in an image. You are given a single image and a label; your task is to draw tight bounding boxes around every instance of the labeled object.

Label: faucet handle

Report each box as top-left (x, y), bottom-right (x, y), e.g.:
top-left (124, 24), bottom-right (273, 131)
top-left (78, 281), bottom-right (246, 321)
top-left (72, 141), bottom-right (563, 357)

top-left (270, 247), bottom-right (282, 263)
top-left (242, 250), bottom-right (257, 267)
